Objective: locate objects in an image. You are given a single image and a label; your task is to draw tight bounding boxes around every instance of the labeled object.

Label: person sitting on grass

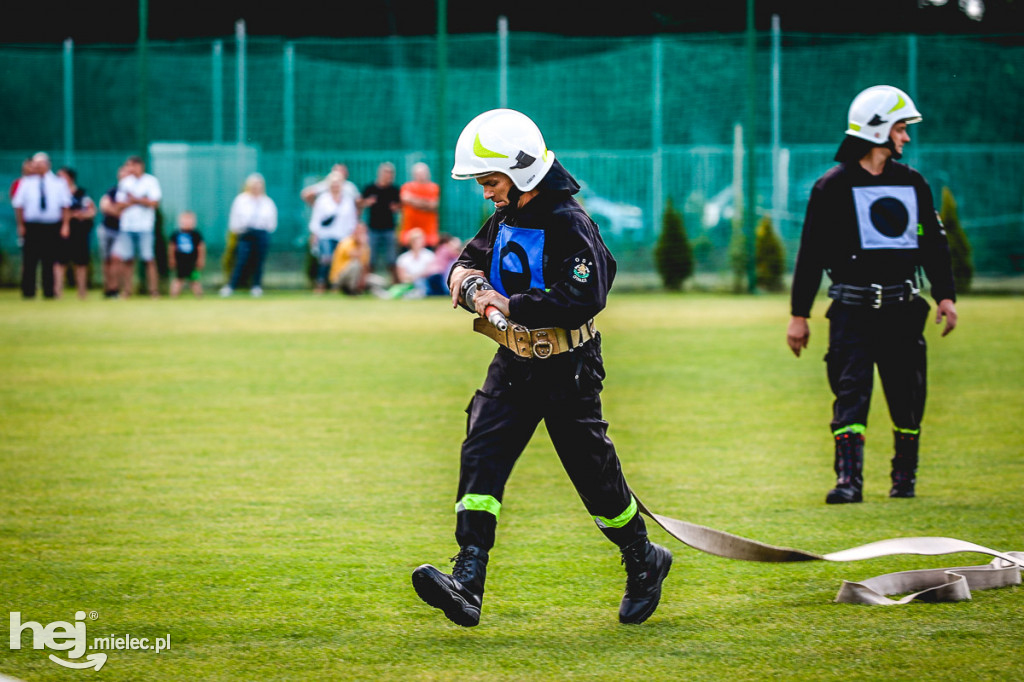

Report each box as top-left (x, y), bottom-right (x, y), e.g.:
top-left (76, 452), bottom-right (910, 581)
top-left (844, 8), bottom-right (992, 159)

top-left (329, 223), bottom-right (387, 296)
top-left (385, 228), bottom-right (434, 299)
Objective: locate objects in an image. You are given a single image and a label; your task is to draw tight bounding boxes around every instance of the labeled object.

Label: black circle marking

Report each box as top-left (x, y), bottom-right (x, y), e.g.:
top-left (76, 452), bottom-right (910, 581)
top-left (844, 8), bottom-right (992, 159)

top-left (869, 197), bottom-right (909, 238)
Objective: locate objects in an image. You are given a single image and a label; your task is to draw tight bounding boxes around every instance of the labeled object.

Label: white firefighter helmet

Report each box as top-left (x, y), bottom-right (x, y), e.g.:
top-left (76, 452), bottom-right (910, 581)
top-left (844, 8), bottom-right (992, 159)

top-left (451, 109), bottom-right (555, 192)
top-left (845, 85), bottom-right (922, 143)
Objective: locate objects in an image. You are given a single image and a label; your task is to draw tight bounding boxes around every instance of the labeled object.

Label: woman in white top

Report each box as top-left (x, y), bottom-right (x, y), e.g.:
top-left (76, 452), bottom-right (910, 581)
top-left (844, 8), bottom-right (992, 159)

top-left (308, 173), bottom-right (357, 291)
top-left (221, 173), bottom-right (277, 297)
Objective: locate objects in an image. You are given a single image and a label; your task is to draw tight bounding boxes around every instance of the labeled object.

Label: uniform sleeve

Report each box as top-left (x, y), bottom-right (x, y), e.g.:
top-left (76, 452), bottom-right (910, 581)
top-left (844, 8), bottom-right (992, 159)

top-left (916, 179), bottom-right (956, 303)
top-left (507, 212), bottom-right (612, 329)
top-left (790, 182), bottom-right (829, 318)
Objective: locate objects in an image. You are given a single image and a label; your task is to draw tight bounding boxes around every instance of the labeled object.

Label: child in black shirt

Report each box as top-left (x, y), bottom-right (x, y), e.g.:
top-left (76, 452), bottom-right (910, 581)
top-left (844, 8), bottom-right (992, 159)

top-left (168, 211), bottom-right (206, 297)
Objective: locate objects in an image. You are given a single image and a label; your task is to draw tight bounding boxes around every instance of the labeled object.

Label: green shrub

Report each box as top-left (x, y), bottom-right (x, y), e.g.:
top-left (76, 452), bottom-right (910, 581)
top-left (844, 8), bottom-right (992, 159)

top-left (728, 222), bottom-right (748, 293)
top-left (654, 197), bottom-right (693, 291)
top-left (755, 216), bottom-right (785, 292)
top-left (940, 186), bottom-right (973, 295)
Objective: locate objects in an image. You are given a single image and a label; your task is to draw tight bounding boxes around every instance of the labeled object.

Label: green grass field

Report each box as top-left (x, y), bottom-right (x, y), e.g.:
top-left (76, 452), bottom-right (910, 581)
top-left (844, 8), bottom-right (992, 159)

top-left (1, 290), bottom-right (1021, 681)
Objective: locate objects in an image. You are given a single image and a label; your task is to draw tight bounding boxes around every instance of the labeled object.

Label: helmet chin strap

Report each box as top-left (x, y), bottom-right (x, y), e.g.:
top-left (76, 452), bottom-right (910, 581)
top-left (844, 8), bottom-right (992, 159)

top-left (883, 138), bottom-right (902, 160)
top-left (497, 184), bottom-right (526, 218)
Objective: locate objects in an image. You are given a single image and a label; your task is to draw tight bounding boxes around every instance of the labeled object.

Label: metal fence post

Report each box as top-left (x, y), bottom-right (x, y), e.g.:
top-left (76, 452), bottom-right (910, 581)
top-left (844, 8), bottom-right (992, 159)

top-left (137, 0), bottom-right (149, 161)
top-left (743, 0), bottom-right (758, 292)
top-left (771, 14), bottom-right (783, 231)
top-left (212, 40), bottom-right (223, 143)
top-left (63, 38), bottom-right (75, 168)
top-left (651, 36), bottom-right (664, 240)
top-left (436, 0), bottom-right (447, 229)
top-left (236, 20), bottom-right (247, 146)
top-left (498, 15), bottom-right (509, 108)
top-left (283, 42), bottom-right (297, 243)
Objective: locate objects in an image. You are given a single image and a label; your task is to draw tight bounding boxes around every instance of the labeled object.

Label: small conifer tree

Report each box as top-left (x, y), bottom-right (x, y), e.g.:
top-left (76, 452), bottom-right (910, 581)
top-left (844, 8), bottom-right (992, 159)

top-left (755, 216), bottom-right (785, 292)
top-left (940, 186), bottom-right (973, 295)
top-left (654, 197), bottom-right (694, 291)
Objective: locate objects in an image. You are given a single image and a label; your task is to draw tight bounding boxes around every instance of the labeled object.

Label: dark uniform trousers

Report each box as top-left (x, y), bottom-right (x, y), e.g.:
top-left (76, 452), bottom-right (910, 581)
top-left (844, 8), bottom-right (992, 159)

top-left (456, 335), bottom-right (646, 551)
top-left (825, 296), bottom-right (930, 433)
top-left (21, 222), bottom-right (62, 298)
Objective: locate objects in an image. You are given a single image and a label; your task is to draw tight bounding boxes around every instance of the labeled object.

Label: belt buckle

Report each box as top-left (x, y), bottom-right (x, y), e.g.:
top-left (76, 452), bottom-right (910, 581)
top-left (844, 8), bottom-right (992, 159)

top-left (905, 279), bottom-right (919, 300)
top-left (871, 283), bottom-right (883, 309)
top-left (532, 330), bottom-right (553, 359)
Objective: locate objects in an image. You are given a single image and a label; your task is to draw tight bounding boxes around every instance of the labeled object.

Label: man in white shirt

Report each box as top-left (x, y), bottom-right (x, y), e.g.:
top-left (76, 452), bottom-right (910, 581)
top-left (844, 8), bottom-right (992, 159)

top-left (112, 155), bottom-right (162, 297)
top-left (11, 152), bottom-right (71, 299)
top-left (308, 173), bottom-right (358, 292)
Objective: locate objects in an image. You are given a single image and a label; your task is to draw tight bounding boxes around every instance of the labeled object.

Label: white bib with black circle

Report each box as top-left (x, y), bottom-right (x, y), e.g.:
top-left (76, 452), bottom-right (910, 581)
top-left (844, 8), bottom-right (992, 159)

top-left (852, 185), bottom-right (918, 250)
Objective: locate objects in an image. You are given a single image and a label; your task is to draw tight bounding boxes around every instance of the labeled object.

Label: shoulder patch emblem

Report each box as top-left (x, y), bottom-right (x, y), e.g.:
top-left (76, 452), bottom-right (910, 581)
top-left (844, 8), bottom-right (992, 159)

top-left (571, 258), bottom-right (593, 283)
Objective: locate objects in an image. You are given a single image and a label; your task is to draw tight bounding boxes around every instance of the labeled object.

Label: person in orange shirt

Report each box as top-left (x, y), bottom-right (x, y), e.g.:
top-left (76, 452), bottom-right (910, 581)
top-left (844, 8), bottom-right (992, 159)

top-left (399, 162), bottom-right (440, 247)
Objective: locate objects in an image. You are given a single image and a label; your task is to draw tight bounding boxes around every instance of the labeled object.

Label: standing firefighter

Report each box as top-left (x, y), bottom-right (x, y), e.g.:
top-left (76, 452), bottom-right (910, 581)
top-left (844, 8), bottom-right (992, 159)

top-left (787, 85), bottom-right (958, 504)
top-left (412, 109), bottom-right (671, 626)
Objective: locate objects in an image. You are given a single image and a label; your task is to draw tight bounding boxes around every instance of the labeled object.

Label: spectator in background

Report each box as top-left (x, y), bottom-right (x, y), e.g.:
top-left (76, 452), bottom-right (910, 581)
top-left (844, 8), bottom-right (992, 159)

top-left (9, 157), bottom-right (32, 200)
top-left (362, 162), bottom-right (402, 282)
top-left (168, 211), bottom-right (206, 298)
top-left (400, 162), bottom-right (440, 247)
top-left (98, 164), bottom-right (129, 298)
top-left (388, 227), bottom-right (435, 299)
top-left (112, 155), bottom-right (162, 298)
top-left (308, 172), bottom-right (358, 293)
top-left (329, 222), bottom-right (386, 296)
top-left (12, 152), bottom-right (71, 299)
top-left (425, 232), bottom-right (462, 297)
top-left (55, 167), bottom-right (96, 300)
top-left (222, 173), bottom-right (277, 298)
top-left (300, 163), bottom-right (361, 208)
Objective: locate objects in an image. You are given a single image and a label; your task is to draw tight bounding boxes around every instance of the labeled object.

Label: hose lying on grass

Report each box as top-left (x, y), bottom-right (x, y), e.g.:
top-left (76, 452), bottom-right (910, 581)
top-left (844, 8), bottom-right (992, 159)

top-left (635, 496), bottom-right (1023, 605)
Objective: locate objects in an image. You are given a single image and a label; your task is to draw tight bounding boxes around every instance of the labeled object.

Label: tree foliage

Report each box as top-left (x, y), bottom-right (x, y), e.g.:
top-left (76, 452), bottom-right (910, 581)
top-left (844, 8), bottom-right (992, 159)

top-left (755, 216), bottom-right (786, 292)
top-left (940, 186), bottom-right (973, 295)
top-left (654, 197), bottom-right (694, 291)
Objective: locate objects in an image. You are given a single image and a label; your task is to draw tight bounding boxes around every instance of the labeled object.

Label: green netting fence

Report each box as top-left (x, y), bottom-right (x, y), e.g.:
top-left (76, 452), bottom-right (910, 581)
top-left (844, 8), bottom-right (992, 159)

top-left (1, 31), bottom-right (1022, 286)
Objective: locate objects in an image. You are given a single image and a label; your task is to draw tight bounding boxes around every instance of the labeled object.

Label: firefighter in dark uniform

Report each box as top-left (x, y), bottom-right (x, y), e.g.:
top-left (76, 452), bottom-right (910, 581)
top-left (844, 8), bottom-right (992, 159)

top-left (412, 109), bottom-right (671, 626)
top-left (787, 85), bottom-right (958, 504)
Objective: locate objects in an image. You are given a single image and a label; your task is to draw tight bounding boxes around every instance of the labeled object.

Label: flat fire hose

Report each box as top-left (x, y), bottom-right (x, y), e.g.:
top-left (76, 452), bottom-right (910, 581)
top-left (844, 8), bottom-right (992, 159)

top-left (635, 496), bottom-right (1023, 605)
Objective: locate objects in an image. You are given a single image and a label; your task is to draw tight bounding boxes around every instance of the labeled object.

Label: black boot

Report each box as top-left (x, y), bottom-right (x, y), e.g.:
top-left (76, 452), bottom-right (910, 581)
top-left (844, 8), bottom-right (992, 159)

top-left (411, 546), bottom-right (488, 627)
top-left (619, 539), bottom-right (672, 624)
top-left (890, 430), bottom-right (919, 498)
top-left (826, 431), bottom-right (864, 504)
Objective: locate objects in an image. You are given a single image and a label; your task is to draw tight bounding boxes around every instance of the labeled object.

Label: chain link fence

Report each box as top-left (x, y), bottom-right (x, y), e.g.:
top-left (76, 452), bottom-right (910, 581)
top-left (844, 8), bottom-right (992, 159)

top-left (1, 31), bottom-right (1022, 285)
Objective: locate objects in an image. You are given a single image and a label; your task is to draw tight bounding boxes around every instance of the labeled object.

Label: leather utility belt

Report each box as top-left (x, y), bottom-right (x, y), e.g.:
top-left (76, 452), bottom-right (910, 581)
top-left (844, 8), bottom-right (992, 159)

top-left (828, 280), bottom-right (920, 309)
top-left (472, 317), bottom-right (596, 359)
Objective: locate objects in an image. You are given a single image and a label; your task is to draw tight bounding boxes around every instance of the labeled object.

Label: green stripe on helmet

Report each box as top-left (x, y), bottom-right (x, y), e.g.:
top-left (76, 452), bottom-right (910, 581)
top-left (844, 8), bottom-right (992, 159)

top-left (456, 493), bottom-right (501, 519)
top-left (593, 496), bottom-right (638, 529)
top-left (473, 133), bottom-right (508, 159)
top-left (887, 93), bottom-right (906, 114)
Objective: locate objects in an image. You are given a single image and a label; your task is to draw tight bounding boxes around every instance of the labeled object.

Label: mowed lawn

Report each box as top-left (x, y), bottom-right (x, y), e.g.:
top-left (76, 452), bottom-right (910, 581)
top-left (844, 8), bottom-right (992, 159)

top-left (0, 290), bottom-right (1021, 681)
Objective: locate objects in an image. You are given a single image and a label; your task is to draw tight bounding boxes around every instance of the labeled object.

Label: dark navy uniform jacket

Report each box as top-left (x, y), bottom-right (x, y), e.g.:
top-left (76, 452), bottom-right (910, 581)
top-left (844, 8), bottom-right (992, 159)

top-left (452, 160), bottom-right (615, 331)
top-left (790, 159), bottom-right (956, 318)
